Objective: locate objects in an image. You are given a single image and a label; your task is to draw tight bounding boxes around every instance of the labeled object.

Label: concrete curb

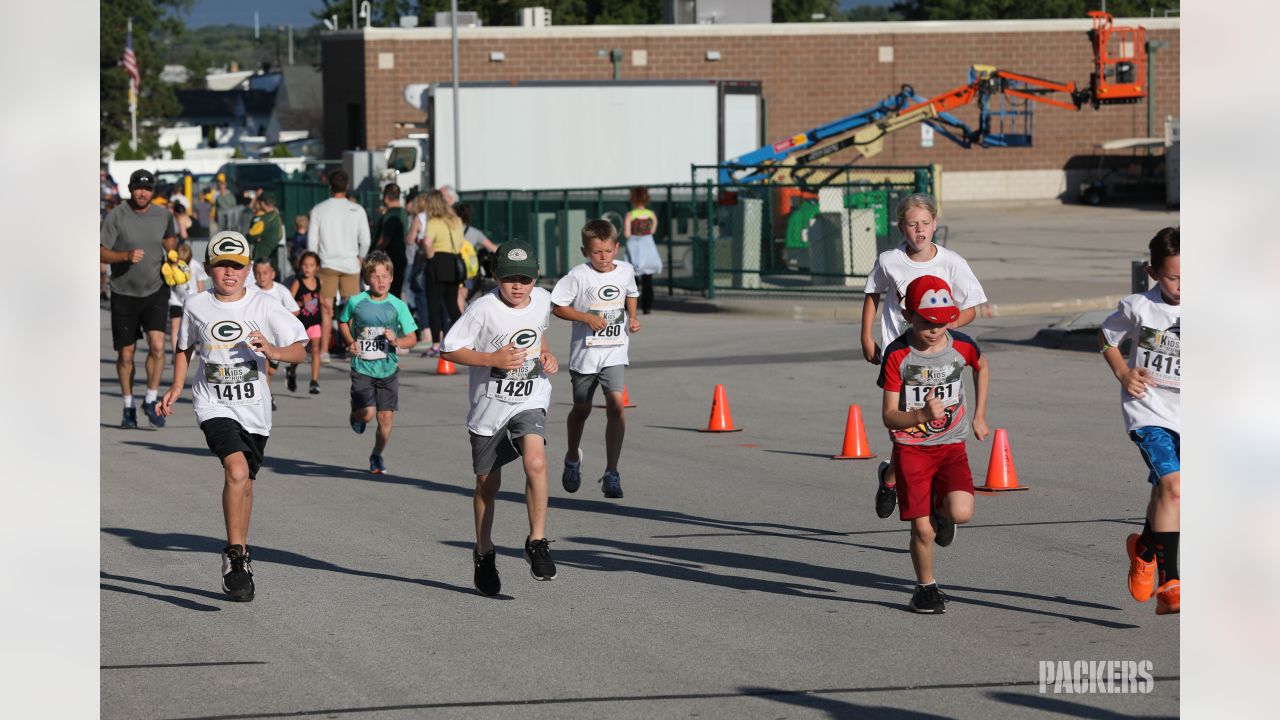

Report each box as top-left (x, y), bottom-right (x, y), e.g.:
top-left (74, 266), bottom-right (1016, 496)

top-left (652, 293), bottom-right (1127, 323)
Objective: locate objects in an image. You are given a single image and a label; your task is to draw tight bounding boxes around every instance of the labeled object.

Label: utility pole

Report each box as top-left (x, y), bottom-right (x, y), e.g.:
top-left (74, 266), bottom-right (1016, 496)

top-left (1146, 39), bottom-right (1169, 140)
top-left (288, 25), bottom-right (294, 65)
top-left (451, 0), bottom-right (461, 190)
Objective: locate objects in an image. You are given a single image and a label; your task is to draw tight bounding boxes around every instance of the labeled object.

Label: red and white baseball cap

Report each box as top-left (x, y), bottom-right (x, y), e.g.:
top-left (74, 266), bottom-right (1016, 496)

top-left (904, 275), bottom-right (960, 324)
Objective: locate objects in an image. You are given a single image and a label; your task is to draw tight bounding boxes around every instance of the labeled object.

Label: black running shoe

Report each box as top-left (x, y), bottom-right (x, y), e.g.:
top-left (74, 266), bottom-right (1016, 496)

top-left (286, 366), bottom-right (297, 392)
top-left (934, 511), bottom-right (956, 547)
top-left (473, 548), bottom-right (501, 596)
top-left (874, 461), bottom-right (896, 519)
top-left (909, 583), bottom-right (948, 614)
top-left (120, 407), bottom-right (138, 429)
top-left (141, 400), bottom-right (165, 428)
top-left (523, 537), bottom-right (557, 581)
top-left (309, 380), bottom-right (320, 395)
top-left (221, 545), bottom-right (255, 602)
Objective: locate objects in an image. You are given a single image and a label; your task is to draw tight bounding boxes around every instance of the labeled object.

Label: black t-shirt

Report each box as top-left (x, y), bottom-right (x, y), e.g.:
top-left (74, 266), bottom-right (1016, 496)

top-left (376, 207), bottom-right (408, 266)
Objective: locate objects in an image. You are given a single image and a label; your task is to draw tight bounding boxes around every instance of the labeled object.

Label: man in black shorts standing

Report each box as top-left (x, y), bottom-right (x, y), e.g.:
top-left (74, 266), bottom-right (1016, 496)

top-left (100, 169), bottom-right (178, 428)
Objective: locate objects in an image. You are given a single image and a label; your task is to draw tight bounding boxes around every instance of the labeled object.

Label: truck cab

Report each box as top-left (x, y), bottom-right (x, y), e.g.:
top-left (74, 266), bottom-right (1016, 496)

top-left (380, 135), bottom-right (429, 197)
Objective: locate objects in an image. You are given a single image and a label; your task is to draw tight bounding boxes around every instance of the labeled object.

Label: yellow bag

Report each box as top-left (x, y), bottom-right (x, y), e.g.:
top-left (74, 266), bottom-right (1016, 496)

top-left (460, 239), bottom-right (479, 280)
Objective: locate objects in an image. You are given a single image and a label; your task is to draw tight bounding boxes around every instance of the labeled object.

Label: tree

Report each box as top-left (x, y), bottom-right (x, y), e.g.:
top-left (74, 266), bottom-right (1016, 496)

top-left (270, 143), bottom-right (294, 158)
top-left (845, 4), bottom-right (902, 22)
top-left (101, 0), bottom-right (193, 158)
top-left (774, 0), bottom-right (840, 22)
top-left (889, 0), bottom-right (1179, 21)
top-left (169, 141), bottom-right (185, 159)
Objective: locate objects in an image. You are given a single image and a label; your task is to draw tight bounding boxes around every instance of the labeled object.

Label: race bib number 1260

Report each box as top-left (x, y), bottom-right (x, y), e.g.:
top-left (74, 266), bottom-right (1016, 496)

top-left (585, 308), bottom-right (625, 347)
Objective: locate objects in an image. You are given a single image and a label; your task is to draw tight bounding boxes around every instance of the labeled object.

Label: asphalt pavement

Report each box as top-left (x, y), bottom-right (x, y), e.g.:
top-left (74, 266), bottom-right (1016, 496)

top-left (101, 201), bottom-right (1180, 719)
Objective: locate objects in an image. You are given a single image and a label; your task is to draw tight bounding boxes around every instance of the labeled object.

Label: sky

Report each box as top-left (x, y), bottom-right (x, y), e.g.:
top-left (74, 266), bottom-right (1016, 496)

top-left (183, 0), bottom-right (896, 28)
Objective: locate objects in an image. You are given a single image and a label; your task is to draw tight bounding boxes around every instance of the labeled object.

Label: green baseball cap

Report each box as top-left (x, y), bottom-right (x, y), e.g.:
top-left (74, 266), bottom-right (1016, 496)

top-left (493, 240), bottom-right (539, 278)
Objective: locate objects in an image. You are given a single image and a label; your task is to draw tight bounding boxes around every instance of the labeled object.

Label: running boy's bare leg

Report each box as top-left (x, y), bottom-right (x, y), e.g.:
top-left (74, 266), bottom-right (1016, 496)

top-left (937, 490), bottom-right (974, 525)
top-left (522, 434), bottom-right (549, 539)
top-left (1151, 471), bottom-right (1180, 531)
top-left (564, 403), bottom-right (590, 464)
top-left (373, 410), bottom-right (395, 456)
top-left (604, 391), bottom-right (626, 472)
top-left (909, 516), bottom-right (936, 585)
top-left (474, 468), bottom-right (502, 554)
top-left (222, 452), bottom-right (254, 546)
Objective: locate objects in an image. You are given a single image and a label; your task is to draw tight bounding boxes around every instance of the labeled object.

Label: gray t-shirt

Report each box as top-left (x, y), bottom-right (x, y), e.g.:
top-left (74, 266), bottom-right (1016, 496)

top-left (101, 202), bottom-right (177, 297)
top-left (876, 330), bottom-right (982, 446)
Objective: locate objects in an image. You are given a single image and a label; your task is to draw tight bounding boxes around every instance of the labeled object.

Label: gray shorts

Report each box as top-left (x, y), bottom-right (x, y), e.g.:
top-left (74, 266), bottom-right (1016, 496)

top-left (350, 369), bottom-right (400, 412)
top-left (570, 365), bottom-right (625, 406)
top-left (469, 409), bottom-right (547, 475)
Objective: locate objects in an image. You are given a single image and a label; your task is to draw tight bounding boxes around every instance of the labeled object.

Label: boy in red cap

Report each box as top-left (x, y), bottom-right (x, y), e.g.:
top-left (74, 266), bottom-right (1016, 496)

top-left (877, 275), bottom-right (990, 614)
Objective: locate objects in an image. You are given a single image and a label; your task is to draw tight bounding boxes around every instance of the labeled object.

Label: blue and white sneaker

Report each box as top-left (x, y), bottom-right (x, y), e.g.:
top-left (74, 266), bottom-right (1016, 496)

top-left (351, 417), bottom-right (366, 434)
top-left (369, 454), bottom-right (386, 475)
top-left (142, 400), bottom-right (166, 428)
top-left (562, 448), bottom-right (583, 493)
top-left (600, 470), bottom-right (624, 499)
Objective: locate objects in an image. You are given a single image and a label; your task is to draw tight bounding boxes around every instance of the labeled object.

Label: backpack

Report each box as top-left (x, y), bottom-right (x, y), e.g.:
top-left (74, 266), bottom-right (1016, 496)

top-left (460, 228), bottom-right (480, 280)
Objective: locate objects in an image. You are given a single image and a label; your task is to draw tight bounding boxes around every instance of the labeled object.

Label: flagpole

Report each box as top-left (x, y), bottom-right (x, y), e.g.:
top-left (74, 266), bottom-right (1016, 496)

top-left (128, 17), bottom-right (138, 152)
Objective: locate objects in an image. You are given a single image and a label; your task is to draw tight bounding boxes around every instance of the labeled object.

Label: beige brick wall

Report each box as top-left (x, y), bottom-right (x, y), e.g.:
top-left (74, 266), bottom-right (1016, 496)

top-left (322, 19), bottom-right (1179, 182)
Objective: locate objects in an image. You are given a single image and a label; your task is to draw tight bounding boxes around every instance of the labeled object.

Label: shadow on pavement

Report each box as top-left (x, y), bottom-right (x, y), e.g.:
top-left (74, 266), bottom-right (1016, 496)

top-left (742, 687), bottom-right (953, 719)
top-left (100, 578), bottom-right (221, 613)
top-left (100, 527), bottom-right (478, 598)
top-left (987, 690), bottom-right (1178, 719)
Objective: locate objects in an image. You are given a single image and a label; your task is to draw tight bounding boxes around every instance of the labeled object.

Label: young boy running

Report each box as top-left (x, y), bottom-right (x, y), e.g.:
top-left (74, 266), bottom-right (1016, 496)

top-left (338, 251), bottom-right (419, 474)
top-left (863, 194), bottom-right (987, 521)
top-left (252, 258), bottom-right (301, 410)
top-left (878, 275), bottom-right (990, 614)
top-left (157, 231), bottom-right (308, 601)
top-left (441, 240), bottom-right (560, 596)
top-left (1099, 228), bottom-right (1180, 615)
top-left (551, 219), bottom-right (641, 498)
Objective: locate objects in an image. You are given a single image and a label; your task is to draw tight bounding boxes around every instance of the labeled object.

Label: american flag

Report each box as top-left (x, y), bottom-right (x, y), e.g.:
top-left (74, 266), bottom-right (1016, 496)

top-left (122, 21), bottom-right (139, 108)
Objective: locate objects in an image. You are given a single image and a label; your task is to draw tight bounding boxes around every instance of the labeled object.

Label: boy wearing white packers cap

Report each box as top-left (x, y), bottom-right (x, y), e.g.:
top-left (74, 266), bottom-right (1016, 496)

top-left (157, 231), bottom-right (308, 602)
top-left (551, 219), bottom-right (641, 499)
top-left (441, 240), bottom-right (561, 596)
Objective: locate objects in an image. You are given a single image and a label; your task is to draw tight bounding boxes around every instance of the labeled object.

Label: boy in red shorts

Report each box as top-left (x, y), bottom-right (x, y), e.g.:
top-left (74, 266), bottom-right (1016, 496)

top-left (878, 275), bottom-right (990, 614)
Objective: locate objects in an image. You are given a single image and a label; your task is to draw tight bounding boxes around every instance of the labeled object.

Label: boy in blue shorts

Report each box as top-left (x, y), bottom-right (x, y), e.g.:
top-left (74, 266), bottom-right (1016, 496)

top-left (551, 219), bottom-right (641, 499)
top-left (1099, 228), bottom-right (1180, 614)
top-left (879, 275), bottom-right (990, 614)
top-left (441, 241), bottom-right (561, 596)
top-left (338, 250), bottom-right (419, 474)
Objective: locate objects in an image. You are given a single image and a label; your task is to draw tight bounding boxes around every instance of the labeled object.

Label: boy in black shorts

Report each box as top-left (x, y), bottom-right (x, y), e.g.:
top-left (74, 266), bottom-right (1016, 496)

top-left (158, 231), bottom-right (308, 601)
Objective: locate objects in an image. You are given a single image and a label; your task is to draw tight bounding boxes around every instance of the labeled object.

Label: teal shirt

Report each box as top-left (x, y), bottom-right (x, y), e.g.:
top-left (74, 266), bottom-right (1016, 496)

top-left (339, 292), bottom-right (418, 378)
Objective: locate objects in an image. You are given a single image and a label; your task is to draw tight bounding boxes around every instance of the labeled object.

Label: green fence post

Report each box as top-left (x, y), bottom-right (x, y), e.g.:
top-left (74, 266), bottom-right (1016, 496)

top-left (506, 191), bottom-right (514, 244)
top-left (665, 184), bottom-right (673, 296)
top-left (704, 179), bottom-right (715, 300)
top-left (595, 188), bottom-right (603, 221)
top-left (561, 190), bottom-right (571, 277)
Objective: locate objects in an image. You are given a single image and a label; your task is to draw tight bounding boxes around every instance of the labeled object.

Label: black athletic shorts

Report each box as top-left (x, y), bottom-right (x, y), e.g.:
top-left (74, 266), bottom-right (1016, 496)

top-left (200, 417), bottom-right (269, 480)
top-left (168, 305), bottom-right (183, 319)
top-left (111, 286), bottom-right (170, 350)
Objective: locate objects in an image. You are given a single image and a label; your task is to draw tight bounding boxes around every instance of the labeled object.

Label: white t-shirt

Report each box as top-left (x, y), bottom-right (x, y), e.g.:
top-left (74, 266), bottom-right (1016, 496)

top-left (169, 259), bottom-right (208, 308)
top-left (1099, 287), bottom-right (1180, 432)
top-left (550, 261), bottom-right (640, 374)
top-left (441, 287), bottom-right (553, 436)
top-left (253, 281), bottom-right (301, 314)
top-left (864, 244), bottom-right (987, 345)
top-left (307, 196), bottom-right (371, 274)
top-left (179, 290), bottom-right (308, 435)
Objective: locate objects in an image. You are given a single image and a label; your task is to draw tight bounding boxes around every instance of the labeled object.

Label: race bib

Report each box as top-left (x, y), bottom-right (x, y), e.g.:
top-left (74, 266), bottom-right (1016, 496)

top-left (902, 380), bottom-right (961, 410)
top-left (357, 326), bottom-right (389, 360)
top-left (486, 357), bottom-right (544, 403)
top-left (204, 361), bottom-right (261, 407)
top-left (1136, 326), bottom-right (1180, 390)
top-left (584, 308), bottom-right (626, 347)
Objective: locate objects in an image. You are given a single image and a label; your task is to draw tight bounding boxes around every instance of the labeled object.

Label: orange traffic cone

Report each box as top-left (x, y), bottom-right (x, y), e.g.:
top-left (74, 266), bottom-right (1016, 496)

top-left (596, 384), bottom-right (637, 409)
top-left (977, 428), bottom-right (1028, 492)
top-left (435, 357), bottom-right (457, 376)
top-left (700, 384), bottom-right (742, 433)
top-left (833, 405), bottom-right (876, 459)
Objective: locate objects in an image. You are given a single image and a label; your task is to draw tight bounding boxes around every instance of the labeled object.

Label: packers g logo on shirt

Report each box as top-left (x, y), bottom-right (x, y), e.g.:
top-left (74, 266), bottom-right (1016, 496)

top-left (509, 329), bottom-right (539, 349)
top-left (597, 285), bottom-right (622, 302)
top-left (209, 320), bottom-right (244, 343)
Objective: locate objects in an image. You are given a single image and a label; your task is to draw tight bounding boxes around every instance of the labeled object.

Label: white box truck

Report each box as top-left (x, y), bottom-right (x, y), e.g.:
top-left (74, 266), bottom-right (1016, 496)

top-left (406, 80), bottom-right (762, 191)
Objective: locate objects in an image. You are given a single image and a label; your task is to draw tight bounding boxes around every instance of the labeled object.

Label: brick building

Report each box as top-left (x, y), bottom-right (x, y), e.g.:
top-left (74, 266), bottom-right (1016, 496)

top-left (321, 17), bottom-right (1179, 200)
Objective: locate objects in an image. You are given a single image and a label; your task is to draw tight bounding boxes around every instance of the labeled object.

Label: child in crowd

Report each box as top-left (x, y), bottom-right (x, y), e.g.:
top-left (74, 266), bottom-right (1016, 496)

top-left (441, 240), bottom-right (560, 596)
top-left (623, 187), bottom-right (662, 314)
top-left (287, 251), bottom-right (324, 394)
top-left (1100, 228), bottom-right (1180, 615)
top-left (878, 275), bottom-right (990, 614)
top-left (551, 219), bottom-right (641, 499)
top-left (253, 258), bottom-right (301, 410)
top-left (338, 251), bottom-right (419, 474)
top-left (157, 231), bottom-right (308, 601)
top-left (862, 194), bottom-right (987, 522)
top-left (168, 243), bottom-right (205, 356)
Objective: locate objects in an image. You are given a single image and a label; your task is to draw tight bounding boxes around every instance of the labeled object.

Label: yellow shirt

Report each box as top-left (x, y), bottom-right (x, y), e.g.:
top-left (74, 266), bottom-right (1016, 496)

top-left (425, 217), bottom-right (464, 254)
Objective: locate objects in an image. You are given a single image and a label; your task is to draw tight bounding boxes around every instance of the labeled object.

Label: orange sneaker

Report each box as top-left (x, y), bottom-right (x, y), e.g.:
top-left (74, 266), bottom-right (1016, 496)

top-left (1125, 533), bottom-right (1157, 602)
top-left (1156, 579), bottom-right (1180, 615)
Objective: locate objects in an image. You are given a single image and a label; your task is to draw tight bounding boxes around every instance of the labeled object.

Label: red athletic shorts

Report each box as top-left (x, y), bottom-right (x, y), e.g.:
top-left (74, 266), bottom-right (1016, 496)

top-left (891, 442), bottom-right (974, 521)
